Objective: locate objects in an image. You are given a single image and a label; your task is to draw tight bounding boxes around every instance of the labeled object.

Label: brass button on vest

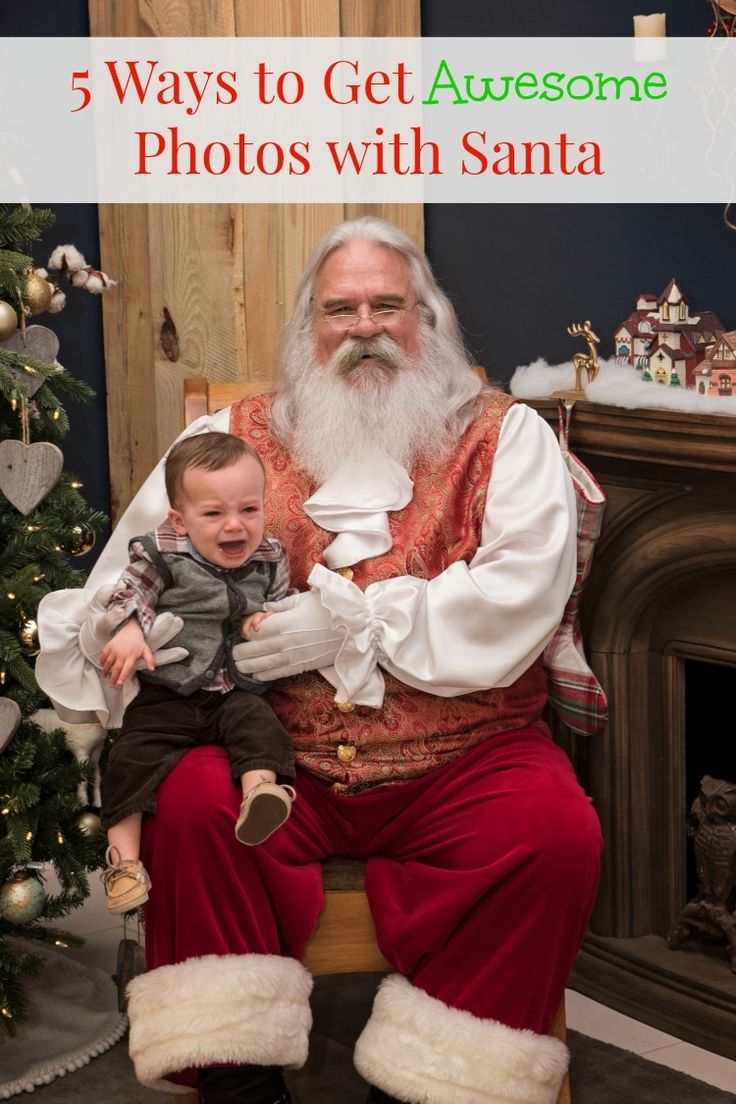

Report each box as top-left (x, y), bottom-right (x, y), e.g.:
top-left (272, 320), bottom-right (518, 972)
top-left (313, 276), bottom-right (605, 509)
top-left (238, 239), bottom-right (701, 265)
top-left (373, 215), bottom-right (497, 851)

top-left (337, 743), bottom-right (357, 764)
top-left (336, 701), bottom-right (355, 713)
top-left (335, 566), bottom-right (354, 581)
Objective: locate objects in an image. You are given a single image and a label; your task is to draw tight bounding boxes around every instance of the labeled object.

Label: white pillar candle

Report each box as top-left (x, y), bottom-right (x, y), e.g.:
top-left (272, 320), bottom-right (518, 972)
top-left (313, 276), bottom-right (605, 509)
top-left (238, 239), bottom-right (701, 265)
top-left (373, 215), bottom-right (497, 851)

top-left (633, 13), bottom-right (667, 36)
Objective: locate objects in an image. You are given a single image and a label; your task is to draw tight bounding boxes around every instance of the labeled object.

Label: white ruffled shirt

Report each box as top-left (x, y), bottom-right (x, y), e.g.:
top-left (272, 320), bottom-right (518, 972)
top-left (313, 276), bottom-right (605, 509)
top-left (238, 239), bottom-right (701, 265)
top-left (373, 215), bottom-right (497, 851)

top-left (36, 402), bottom-right (576, 727)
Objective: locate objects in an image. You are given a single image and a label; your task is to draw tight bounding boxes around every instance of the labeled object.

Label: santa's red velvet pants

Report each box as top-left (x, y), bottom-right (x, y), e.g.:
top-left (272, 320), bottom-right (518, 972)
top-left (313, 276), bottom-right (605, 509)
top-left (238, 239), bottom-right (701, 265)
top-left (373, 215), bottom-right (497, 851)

top-left (128, 725), bottom-right (602, 1104)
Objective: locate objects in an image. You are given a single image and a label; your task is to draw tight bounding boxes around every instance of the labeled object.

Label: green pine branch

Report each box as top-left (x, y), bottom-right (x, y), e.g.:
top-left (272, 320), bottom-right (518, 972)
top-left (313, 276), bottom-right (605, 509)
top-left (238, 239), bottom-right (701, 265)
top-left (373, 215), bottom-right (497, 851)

top-left (0, 205), bottom-right (55, 248)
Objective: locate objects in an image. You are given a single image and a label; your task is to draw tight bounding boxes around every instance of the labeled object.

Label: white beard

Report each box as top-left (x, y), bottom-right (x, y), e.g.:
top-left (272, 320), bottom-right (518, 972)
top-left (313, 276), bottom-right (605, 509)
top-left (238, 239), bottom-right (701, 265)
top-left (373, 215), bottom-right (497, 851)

top-left (287, 327), bottom-right (454, 484)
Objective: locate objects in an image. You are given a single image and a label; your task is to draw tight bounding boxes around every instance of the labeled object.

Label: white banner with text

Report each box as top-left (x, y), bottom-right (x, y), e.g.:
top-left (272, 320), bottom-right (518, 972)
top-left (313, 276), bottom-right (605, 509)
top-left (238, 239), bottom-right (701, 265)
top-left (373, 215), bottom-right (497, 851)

top-left (1, 37), bottom-right (734, 202)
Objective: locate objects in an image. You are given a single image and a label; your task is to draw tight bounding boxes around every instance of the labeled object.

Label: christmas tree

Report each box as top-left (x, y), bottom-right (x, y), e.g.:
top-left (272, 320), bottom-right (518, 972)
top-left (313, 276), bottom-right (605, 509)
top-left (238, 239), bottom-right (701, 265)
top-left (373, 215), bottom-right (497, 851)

top-left (0, 204), bottom-right (111, 1035)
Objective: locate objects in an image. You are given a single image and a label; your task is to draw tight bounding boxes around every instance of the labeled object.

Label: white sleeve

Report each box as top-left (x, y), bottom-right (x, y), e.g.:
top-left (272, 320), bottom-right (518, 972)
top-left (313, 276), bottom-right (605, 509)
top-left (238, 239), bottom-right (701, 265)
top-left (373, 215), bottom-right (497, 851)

top-left (312, 403), bottom-right (577, 699)
top-left (35, 409), bottom-right (231, 726)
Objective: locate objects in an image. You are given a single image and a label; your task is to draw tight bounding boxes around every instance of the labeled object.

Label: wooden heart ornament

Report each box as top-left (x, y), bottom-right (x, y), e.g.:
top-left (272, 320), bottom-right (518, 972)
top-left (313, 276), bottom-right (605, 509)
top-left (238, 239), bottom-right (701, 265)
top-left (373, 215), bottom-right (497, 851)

top-left (0, 698), bottom-right (22, 753)
top-left (0, 439), bottom-right (64, 515)
top-left (0, 325), bottom-right (61, 397)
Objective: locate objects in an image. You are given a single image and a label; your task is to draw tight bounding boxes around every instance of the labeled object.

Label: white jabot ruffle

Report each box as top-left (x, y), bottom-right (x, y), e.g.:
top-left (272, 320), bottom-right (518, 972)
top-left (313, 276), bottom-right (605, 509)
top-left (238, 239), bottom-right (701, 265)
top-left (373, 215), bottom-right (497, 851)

top-left (303, 453), bottom-right (413, 569)
top-left (299, 404), bottom-right (577, 704)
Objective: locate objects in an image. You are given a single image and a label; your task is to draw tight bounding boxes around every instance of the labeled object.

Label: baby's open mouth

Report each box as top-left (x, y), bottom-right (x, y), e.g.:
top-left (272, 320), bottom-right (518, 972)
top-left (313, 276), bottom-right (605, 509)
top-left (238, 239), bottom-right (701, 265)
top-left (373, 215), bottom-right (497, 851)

top-left (219, 540), bottom-right (247, 557)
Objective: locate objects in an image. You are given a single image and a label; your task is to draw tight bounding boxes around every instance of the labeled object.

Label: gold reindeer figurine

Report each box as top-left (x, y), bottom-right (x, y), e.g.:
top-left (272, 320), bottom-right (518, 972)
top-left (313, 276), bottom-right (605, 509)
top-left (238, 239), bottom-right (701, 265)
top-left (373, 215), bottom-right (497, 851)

top-left (567, 320), bottom-right (600, 392)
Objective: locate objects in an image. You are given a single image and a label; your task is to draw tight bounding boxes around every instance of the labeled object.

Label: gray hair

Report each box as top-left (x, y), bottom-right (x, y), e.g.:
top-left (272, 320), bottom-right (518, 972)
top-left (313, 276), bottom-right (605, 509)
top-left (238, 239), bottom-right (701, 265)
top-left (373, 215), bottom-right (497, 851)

top-left (271, 217), bottom-right (482, 445)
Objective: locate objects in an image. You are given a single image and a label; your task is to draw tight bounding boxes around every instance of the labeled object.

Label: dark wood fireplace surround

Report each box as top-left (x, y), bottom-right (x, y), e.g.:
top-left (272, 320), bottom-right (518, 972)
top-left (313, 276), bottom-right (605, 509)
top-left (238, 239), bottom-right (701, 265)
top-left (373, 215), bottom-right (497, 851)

top-left (528, 399), bottom-right (736, 1059)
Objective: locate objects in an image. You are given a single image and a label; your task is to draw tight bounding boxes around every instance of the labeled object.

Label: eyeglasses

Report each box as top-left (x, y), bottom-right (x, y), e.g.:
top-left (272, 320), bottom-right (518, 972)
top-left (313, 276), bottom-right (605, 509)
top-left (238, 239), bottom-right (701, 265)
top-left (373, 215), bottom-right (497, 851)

top-left (318, 302), bottom-right (418, 332)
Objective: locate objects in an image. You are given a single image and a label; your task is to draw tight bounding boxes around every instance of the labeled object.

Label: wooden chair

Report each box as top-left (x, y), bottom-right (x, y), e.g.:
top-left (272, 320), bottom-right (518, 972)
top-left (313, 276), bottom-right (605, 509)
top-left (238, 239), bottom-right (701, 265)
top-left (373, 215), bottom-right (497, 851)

top-left (175, 377), bottom-right (572, 1104)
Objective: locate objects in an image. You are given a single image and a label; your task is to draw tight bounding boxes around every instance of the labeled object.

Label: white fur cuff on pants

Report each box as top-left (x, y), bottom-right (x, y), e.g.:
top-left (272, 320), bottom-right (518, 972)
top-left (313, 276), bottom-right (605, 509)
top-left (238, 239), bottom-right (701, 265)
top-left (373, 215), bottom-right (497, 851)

top-left (354, 975), bottom-right (569, 1104)
top-left (127, 954), bottom-right (313, 1091)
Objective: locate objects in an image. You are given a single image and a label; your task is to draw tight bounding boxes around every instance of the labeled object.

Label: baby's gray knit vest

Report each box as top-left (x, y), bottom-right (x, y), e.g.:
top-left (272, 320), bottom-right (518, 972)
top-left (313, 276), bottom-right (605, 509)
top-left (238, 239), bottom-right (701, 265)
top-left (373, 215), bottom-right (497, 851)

top-left (136, 536), bottom-right (276, 696)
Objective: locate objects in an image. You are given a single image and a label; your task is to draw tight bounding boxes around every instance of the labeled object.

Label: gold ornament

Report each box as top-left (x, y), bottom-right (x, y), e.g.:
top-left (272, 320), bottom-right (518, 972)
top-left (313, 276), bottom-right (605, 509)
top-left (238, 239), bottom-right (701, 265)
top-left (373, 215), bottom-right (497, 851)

top-left (18, 616), bottom-right (40, 655)
top-left (76, 809), bottom-right (102, 837)
top-left (24, 273), bottom-right (53, 316)
top-left (0, 869), bottom-right (46, 924)
top-left (61, 525), bottom-right (96, 557)
top-left (0, 299), bottom-right (18, 340)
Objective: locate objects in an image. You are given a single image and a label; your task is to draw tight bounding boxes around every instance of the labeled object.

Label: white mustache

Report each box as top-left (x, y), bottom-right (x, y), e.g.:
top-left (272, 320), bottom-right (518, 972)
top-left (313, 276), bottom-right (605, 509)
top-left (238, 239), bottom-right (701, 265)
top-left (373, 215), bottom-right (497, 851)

top-left (330, 335), bottom-right (408, 375)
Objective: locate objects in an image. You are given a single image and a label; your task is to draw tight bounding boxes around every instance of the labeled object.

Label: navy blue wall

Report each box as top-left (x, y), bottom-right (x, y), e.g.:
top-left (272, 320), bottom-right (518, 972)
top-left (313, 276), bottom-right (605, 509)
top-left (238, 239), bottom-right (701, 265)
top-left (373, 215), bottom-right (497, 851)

top-left (421, 1), bottom-right (735, 379)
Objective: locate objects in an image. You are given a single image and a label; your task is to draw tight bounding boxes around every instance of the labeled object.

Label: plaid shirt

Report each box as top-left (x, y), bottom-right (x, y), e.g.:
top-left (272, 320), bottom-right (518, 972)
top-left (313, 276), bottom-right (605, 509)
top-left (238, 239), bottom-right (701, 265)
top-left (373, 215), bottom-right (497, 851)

top-left (107, 519), bottom-right (290, 692)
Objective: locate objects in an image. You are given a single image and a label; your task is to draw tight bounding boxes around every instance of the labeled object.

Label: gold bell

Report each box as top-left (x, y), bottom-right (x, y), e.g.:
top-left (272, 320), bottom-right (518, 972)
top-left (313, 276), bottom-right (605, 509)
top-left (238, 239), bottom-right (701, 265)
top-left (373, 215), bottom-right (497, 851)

top-left (337, 743), bottom-right (357, 764)
top-left (336, 701), bottom-right (355, 713)
top-left (335, 566), bottom-right (354, 581)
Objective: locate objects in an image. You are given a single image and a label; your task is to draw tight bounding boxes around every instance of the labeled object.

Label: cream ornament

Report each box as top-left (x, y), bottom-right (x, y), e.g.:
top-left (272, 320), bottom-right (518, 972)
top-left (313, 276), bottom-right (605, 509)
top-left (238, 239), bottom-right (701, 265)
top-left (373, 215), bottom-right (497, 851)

top-left (76, 809), bottom-right (102, 837)
top-left (0, 299), bottom-right (18, 341)
top-left (0, 869), bottom-right (46, 924)
top-left (0, 697), bottom-right (22, 753)
top-left (0, 439), bottom-right (63, 515)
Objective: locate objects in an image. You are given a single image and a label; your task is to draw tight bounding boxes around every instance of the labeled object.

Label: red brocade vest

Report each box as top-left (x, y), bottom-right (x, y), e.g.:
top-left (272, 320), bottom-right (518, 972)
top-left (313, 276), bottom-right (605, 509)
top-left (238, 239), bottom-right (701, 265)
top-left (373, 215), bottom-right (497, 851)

top-left (230, 391), bottom-right (548, 793)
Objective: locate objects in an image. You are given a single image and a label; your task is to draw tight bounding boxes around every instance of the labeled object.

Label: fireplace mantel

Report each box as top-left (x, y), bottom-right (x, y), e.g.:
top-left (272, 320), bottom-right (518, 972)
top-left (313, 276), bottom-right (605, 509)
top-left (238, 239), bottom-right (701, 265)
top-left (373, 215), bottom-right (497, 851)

top-left (530, 398), bottom-right (736, 474)
top-left (527, 398), bottom-right (736, 1058)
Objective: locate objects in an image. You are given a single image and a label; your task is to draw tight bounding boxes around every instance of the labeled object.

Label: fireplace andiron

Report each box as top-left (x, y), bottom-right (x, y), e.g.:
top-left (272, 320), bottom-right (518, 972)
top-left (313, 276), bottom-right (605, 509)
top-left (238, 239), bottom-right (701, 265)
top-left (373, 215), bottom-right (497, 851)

top-left (667, 775), bottom-right (736, 972)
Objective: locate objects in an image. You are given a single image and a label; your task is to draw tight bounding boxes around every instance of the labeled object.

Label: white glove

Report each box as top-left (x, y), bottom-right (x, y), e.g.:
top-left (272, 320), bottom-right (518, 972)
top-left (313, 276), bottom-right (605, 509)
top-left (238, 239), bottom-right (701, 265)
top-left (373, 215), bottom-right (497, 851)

top-left (78, 583), bottom-right (188, 670)
top-left (232, 590), bottom-right (345, 682)
top-left (78, 584), bottom-right (130, 667)
top-left (232, 567), bottom-right (386, 708)
top-left (142, 612), bottom-right (189, 668)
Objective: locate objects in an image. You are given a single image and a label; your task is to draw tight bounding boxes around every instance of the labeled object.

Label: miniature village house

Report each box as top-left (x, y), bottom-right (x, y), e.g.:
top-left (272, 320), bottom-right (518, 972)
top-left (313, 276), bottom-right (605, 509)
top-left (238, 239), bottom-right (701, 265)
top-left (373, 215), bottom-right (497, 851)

top-left (615, 278), bottom-right (724, 390)
top-left (694, 330), bottom-right (736, 397)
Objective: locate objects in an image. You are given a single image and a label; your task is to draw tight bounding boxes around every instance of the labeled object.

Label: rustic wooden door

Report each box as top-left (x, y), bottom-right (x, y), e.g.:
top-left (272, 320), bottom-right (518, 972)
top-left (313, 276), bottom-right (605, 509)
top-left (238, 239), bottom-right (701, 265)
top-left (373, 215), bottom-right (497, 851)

top-left (88, 0), bottom-right (421, 519)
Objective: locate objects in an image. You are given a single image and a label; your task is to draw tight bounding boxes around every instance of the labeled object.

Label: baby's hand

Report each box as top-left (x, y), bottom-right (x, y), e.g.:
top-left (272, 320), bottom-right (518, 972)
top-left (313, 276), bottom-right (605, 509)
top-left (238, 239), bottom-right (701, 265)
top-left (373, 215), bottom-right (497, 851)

top-left (241, 610), bottom-right (271, 640)
top-left (100, 618), bottom-right (154, 687)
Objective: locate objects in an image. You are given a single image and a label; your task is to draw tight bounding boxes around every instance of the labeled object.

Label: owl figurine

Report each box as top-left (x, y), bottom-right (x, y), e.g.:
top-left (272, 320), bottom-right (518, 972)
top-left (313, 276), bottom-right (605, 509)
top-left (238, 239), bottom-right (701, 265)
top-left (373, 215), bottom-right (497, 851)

top-left (667, 775), bottom-right (736, 972)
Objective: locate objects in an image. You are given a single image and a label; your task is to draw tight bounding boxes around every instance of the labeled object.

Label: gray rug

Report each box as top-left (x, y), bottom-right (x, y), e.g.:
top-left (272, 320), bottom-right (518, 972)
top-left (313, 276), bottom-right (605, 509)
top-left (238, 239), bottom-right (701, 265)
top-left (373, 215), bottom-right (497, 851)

top-left (4, 973), bottom-right (735, 1103)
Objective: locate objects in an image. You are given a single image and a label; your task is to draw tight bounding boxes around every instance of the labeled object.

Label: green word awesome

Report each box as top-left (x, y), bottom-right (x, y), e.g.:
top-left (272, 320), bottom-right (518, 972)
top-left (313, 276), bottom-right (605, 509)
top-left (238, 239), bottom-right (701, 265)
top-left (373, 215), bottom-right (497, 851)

top-left (422, 59), bottom-right (668, 104)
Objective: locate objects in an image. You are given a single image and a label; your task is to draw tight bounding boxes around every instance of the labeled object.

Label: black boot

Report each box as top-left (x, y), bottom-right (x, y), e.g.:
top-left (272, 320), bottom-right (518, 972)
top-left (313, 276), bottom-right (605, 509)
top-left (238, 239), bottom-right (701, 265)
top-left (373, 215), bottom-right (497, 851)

top-left (197, 1065), bottom-right (291, 1104)
top-left (367, 1087), bottom-right (404, 1104)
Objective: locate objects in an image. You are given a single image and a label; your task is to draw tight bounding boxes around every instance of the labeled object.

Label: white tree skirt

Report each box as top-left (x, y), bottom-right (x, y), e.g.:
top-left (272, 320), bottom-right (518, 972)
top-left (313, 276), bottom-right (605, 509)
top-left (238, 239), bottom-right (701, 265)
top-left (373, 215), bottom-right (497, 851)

top-left (0, 940), bottom-right (127, 1099)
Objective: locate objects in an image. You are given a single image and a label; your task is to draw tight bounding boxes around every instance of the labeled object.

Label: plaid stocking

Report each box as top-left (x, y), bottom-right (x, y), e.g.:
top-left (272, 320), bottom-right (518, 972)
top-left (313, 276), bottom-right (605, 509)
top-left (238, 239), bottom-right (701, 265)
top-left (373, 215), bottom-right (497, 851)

top-left (543, 400), bottom-right (608, 736)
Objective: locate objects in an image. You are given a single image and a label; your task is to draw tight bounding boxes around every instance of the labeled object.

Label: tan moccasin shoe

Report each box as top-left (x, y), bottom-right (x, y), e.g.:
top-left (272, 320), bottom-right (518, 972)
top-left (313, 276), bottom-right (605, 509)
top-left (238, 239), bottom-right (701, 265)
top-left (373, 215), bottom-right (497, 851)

top-left (235, 781), bottom-right (296, 846)
top-left (102, 845), bottom-right (151, 915)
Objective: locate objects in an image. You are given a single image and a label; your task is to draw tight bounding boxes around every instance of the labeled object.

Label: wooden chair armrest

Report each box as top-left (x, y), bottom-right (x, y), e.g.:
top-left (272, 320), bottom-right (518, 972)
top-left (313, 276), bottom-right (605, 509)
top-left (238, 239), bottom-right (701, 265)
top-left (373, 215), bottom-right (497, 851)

top-left (183, 376), bottom-right (209, 425)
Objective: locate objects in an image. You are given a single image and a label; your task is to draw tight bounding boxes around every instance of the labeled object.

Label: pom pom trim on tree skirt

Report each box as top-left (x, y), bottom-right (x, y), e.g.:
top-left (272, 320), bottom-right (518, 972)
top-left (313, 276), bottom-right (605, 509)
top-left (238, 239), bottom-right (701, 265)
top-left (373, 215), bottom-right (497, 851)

top-left (510, 356), bottom-right (736, 417)
top-left (0, 939), bottom-right (127, 1099)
